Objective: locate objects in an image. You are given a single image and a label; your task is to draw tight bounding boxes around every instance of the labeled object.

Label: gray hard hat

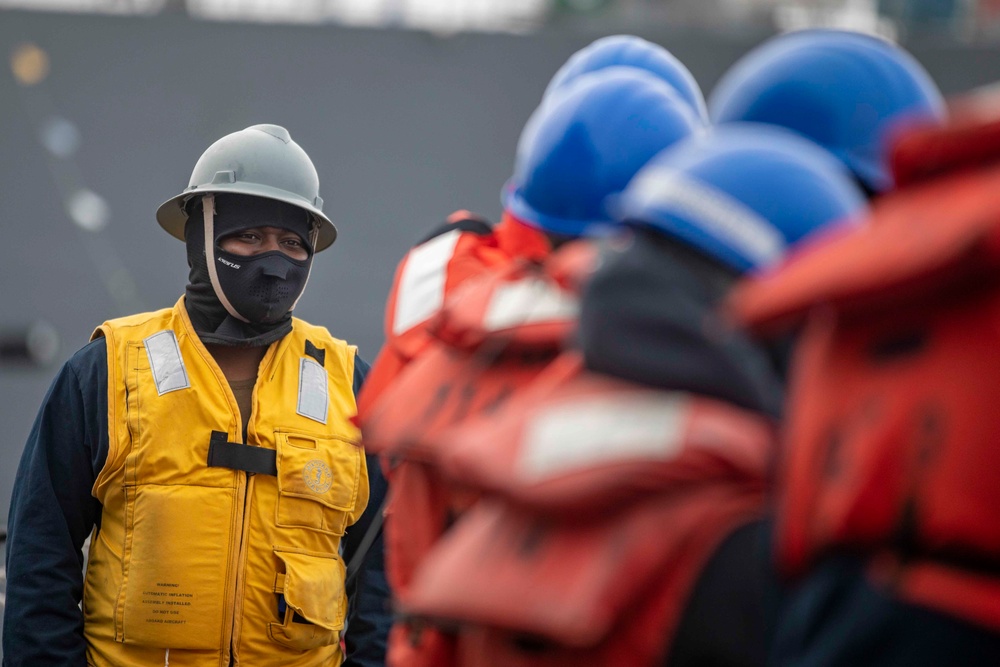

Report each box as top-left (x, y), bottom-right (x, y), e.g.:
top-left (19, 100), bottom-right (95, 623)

top-left (156, 124), bottom-right (337, 251)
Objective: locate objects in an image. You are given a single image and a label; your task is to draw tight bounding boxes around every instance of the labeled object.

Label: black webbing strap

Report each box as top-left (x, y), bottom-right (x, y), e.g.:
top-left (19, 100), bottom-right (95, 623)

top-left (345, 492), bottom-right (388, 592)
top-left (304, 340), bottom-right (326, 367)
top-left (416, 216), bottom-right (493, 245)
top-left (207, 431), bottom-right (277, 476)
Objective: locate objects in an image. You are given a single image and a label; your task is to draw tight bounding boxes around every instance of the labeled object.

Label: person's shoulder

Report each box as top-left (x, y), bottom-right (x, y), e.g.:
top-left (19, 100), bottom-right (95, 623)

top-left (288, 319), bottom-right (363, 385)
top-left (289, 318), bottom-right (351, 346)
top-left (62, 336), bottom-right (108, 382)
top-left (289, 320), bottom-right (361, 369)
top-left (66, 337), bottom-right (108, 371)
top-left (97, 306), bottom-right (176, 333)
top-left (412, 210), bottom-right (494, 248)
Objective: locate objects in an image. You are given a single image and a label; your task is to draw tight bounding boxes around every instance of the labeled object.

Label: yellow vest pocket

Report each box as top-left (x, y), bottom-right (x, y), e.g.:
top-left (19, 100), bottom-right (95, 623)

top-left (268, 549), bottom-right (347, 651)
top-left (120, 485), bottom-right (233, 649)
top-left (275, 430), bottom-right (362, 535)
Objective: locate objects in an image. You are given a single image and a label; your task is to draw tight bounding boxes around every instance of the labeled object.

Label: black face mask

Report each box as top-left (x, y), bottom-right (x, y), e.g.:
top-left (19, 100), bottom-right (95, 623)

top-left (211, 247), bottom-right (310, 325)
top-left (184, 194), bottom-right (315, 348)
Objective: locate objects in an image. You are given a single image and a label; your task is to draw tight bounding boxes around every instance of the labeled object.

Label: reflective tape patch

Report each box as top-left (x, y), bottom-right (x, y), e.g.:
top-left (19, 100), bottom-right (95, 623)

top-left (297, 357), bottom-right (329, 424)
top-left (482, 278), bottom-right (579, 332)
top-left (628, 167), bottom-right (786, 269)
top-left (392, 229), bottom-right (462, 336)
top-left (518, 393), bottom-right (689, 480)
top-left (143, 330), bottom-right (190, 396)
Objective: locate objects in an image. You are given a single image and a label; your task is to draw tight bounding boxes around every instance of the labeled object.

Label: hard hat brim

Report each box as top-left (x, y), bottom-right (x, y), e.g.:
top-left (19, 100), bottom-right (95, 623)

top-left (156, 182), bottom-right (338, 252)
top-left (502, 180), bottom-right (612, 239)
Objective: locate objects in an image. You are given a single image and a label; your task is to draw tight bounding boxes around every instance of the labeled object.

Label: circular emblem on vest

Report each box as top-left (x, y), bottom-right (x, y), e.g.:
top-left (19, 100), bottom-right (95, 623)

top-left (303, 460), bottom-right (333, 493)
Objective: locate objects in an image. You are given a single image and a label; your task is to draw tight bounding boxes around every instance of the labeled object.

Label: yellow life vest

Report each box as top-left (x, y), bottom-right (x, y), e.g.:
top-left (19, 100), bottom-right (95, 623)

top-left (82, 297), bottom-right (369, 667)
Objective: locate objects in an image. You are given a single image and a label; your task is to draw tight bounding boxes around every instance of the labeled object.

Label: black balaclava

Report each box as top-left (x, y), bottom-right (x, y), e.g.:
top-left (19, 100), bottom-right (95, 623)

top-left (184, 193), bottom-right (315, 348)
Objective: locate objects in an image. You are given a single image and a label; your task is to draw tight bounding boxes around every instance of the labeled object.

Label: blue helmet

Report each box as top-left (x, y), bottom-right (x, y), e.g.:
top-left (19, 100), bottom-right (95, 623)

top-left (504, 68), bottom-right (703, 238)
top-left (709, 29), bottom-right (945, 194)
top-left (612, 123), bottom-right (867, 273)
top-left (544, 34), bottom-right (709, 123)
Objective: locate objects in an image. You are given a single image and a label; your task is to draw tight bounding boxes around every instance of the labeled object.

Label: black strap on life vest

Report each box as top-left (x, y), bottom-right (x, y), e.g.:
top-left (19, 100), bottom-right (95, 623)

top-left (304, 340), bottom-right (326, 367)
top-left (416, 216), bottom-right (493, 246)
top-left (207, 430), bottom-right (277, 476)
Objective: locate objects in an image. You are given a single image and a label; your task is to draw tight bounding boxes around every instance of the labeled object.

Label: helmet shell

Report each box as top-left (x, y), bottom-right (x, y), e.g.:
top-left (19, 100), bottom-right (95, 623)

top-left (613, 123), bottom-right (867, 273)
top-left (545, 34), bottom-right (709, 123)
top-left (708, 29), bottom-right (945, 193)
top-left (157, 124), bottom-right (337, 251)
top-left (504, 68), bottom-right (703, 238)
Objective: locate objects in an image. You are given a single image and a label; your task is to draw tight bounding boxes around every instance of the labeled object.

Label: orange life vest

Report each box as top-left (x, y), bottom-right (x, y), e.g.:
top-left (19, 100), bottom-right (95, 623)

top-left (730, 110), bottom-right (1000, 632)
top-left (360, 243), bottom-right (595, 667)
top-left (354, 211), bottom-right (552, 666)
top-left (403, 353), bottom-right (773, 666)
top-left (356, 212), bottom-right (551, 422)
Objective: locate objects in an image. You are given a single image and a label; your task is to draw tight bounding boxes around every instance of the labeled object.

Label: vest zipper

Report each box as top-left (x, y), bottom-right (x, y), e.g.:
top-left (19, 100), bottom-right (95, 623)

top-left (221, 386), bottom-right (251, 667)
top-left (227, 345), bottom-right (274, 666)
top-left (228, 471), bottom-right (255, 666)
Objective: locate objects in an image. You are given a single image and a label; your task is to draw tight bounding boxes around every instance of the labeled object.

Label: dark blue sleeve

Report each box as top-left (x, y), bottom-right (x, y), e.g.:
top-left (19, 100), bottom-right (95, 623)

top-left (3, 339), bottom-right (108, 667)
top-left (769, 555), bottom-right (1000, 667)
top-left (343, 354), bottom-right (391, 667)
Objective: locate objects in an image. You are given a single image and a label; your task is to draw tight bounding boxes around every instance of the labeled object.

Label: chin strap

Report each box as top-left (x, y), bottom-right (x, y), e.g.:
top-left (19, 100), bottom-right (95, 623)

top-left (289, 222), bottom-right (319, 312)
top-left (203, 194), bottom-right (251, 323)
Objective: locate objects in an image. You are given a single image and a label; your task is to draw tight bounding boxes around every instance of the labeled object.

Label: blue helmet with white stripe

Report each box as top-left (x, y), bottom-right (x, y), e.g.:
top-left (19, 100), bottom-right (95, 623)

top-left (504, 68), bottom-right (703, 238)
top-left (544, 34), bottom-right (709, 123)
top-left (708, 29), bottom-right (945, 194)
top-left (611, 124), bottom-right (867, 273)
